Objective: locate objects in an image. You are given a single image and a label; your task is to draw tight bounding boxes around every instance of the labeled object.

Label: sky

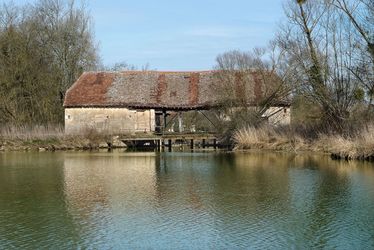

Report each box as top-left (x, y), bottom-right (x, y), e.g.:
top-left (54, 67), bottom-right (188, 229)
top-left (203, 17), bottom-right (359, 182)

top-left (13, 0), bottom-right (285, 70)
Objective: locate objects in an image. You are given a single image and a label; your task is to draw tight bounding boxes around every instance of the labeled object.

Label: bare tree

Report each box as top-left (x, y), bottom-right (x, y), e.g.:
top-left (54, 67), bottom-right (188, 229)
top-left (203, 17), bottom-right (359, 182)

top-left (330, 0), bottom-right (374, 111)
top-left (213, 44), bottom-right (291, 132)
top-left (332, 0), bottom-right (374, 57)
top-left (0, 0), bottom-right (99, 125)
top-left (279, 0), bottom-right (363, 132)
top-left (31, 0), bottom-right (99, 105)
top-left (105, 61), bottom-right (151, 72)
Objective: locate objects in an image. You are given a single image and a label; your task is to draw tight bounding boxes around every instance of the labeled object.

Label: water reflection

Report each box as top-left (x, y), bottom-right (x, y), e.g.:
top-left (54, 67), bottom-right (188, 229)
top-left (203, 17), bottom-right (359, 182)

top-left (0, 151), bottom-right (374, 249)
top-left (0, 153), bottom-right (76, 249)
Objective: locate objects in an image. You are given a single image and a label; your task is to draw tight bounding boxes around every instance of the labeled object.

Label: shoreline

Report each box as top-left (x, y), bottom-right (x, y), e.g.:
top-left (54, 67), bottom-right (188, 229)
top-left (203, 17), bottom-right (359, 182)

top-left (1, 134), bottom-right (374, 163)
top-left (0, 137), bottom-right (124, 152)
top-left (233, 126), bottom-right (374, 162)
top-left (234, 142), bottom-right (374, 162)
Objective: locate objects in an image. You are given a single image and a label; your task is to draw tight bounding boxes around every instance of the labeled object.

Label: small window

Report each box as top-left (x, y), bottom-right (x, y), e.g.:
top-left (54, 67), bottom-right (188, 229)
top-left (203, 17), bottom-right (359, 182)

top-left (67, 115), bottom-right (71, 119)
top-left (284, 108), bottom-right (287, 113)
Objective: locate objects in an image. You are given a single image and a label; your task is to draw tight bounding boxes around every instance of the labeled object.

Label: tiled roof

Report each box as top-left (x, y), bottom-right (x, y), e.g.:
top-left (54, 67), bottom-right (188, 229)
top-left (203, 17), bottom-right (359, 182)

top-left (63, 70), bottom-right (289, 110)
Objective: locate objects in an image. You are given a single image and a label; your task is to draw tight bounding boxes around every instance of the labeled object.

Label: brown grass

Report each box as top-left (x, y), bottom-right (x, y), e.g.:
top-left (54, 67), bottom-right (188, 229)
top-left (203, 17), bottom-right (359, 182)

top-left (327, 125), bottom-right (374, 160)
top-left (233, 125), bottom-right (374, 160)
top-left (0, 124), bottom-right (64, 140)
top-left (0, 125), bottom-right (115, 151)
top-left (233, 126), bottom-right (308, 152)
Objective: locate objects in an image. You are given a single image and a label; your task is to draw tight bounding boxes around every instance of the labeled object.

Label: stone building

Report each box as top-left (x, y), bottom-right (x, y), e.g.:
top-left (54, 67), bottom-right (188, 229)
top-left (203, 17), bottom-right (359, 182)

top-left (63, 71), bottom-right (291, 135)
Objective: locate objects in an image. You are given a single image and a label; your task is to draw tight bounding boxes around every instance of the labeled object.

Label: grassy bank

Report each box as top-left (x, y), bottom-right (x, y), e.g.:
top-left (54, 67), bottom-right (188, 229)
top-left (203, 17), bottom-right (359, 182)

top-left (3, 124), bottom-right (374, 161)
top-left (233, 125), bottom-right (374, 161)
top-left (0, 125), bottom-right (122, 151)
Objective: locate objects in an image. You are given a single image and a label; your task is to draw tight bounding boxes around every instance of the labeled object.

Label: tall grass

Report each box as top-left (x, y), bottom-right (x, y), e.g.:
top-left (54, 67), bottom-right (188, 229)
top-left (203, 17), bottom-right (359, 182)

top-left (233, 126), bottom-right (271, 147)
top-left (233, 125), bottom-right (307, 152)
top-left (0, 125), bottom-right (64, 140)
top-left (327, 125), bottom-right (374, 159)
top-left (233, 124), bottom-right (374, 159)
top-left (0, 125), bottom-right (117, 151)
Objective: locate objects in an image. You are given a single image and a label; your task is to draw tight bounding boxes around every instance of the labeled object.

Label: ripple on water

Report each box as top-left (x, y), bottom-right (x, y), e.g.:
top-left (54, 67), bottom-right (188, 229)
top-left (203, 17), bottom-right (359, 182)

top-left (0, 152), bottom-right (374, 249)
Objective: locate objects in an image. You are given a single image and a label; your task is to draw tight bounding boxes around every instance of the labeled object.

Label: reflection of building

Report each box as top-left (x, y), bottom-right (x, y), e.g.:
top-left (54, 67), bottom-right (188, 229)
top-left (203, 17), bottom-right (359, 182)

top-left (154, 154), bottom-right (207, 210)
top-left (60, 152), bottom-right (371, 248)
top-left (63, 152), bottom-right (158, 215)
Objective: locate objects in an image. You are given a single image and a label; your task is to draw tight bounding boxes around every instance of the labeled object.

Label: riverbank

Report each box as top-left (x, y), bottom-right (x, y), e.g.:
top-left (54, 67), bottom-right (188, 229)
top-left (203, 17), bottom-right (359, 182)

top-left (0, 137), bottom-right (118, 152)
top-left (233, 126), bottom-right (374, 161)
top-left (0, 126), bottom-right (122, 152)
top-left (2, 125), bottom-right (374, 162)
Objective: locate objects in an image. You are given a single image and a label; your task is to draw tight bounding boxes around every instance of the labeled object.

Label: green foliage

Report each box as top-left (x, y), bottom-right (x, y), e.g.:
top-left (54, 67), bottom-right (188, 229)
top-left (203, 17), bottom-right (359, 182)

top-left (353, 87), bottom-right (365, 101)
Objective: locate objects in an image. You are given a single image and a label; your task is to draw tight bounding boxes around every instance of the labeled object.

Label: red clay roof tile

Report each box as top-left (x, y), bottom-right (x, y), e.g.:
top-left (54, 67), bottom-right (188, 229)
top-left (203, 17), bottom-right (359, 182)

top-left (64, 70), bottom-right (289, 110)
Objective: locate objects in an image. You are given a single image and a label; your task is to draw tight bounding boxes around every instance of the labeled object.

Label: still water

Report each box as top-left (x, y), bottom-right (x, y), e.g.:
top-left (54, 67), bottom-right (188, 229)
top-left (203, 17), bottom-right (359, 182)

top-left (0, 151), bottom-right (374, 249)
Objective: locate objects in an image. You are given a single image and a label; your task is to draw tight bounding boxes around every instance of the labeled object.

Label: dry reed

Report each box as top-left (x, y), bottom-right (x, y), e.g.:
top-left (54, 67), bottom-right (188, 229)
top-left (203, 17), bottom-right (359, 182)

top-left (0, 125), bottom-right (112, 151)
top-left (233, 124), bottom-right (374, 159)
top-left (233, 126), bottom-right (308, 152)
top-left (328, 125), bottom-right (374, 160)
top-left (0, 125), bottom-right (65, 140)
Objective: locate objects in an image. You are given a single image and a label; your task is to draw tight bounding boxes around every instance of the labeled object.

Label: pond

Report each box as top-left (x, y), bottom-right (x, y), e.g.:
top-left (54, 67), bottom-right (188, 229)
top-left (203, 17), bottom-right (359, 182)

top-left (0, 151), bottom-right (374, 249)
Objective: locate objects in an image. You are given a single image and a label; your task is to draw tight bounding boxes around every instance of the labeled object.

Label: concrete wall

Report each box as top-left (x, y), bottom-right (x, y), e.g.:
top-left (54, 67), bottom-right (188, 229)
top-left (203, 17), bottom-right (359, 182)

top-left (65, 108), bottom-right (155, 135)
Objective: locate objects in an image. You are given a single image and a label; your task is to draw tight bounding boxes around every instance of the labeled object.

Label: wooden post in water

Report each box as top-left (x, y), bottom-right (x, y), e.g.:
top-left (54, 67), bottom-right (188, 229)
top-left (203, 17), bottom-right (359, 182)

top-left (161, 139), bottom-right (165, 151)
top-left (168, 139), bottom-right (172, 152)
top-left (202, 139), bottom-right (206, 149)
top-left (190, 139), bottom-right (194, 150)
top-left (213, 139), bottom-right (217, 149)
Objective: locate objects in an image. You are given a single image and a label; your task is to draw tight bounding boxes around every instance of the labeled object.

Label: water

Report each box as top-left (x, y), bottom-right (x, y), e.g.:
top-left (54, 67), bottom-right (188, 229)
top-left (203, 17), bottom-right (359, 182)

top-left (0, 151), bottom-right (374, 249)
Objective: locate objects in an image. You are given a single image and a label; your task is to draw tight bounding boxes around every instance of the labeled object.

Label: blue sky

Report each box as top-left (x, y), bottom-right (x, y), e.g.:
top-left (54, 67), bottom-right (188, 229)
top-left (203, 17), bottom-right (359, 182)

top-left (14, 0), bottom-right (285, 70)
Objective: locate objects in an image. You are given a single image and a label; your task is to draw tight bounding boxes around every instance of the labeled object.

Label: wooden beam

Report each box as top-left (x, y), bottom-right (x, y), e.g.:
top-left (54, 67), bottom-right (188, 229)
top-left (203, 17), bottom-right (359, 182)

top-left (178, 112), bottom-right (183, 132)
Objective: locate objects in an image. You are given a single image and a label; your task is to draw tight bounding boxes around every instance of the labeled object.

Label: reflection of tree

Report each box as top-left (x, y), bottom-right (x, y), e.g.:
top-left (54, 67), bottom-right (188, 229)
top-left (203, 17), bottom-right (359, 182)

top-left (299, 158), bottom-right (351, 248)
top-left (152, 152), bottom-right (374, 247)
top-left (0, 153), bottom-right (78, 249)
top-left (154, 153), bottom-right (207, 210)
top-left (153, 152), bottom-right (297, 246)
top-left (2, 152), bottom-right (373, 248)
top-left (207, 153), bottom-right (294, 245)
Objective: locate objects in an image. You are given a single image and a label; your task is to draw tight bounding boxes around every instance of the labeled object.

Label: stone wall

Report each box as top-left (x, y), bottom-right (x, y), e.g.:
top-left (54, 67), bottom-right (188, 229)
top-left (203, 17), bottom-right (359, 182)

top-left (65, 108), bottom-right (155, 135)
top-left (265, 107), bottom-right (291, 125)
top-left (224, 106), bottom-right (291, 126)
